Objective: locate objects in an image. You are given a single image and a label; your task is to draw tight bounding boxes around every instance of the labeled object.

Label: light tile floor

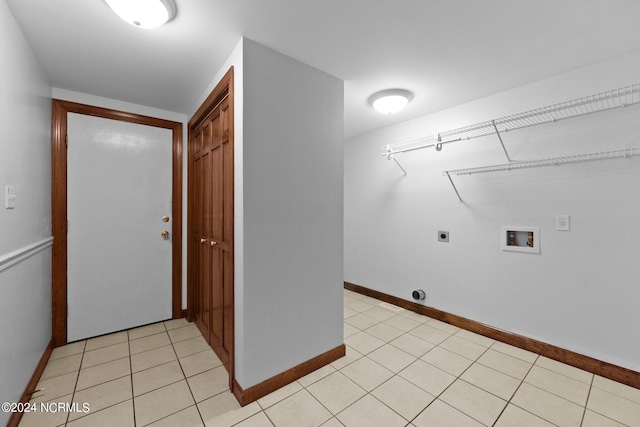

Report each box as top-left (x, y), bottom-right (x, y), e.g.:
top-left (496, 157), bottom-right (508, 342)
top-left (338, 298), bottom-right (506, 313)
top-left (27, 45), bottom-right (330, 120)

top-left (18, 289), bottom-right (640, 426)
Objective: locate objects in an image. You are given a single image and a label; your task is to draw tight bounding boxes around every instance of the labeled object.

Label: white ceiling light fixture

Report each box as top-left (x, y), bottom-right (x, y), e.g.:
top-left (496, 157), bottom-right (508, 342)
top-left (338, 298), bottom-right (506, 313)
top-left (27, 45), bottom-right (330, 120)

top-left (368, 89), bottom-right (413, 115)
top-left (105, 0), bottom-right (177, 29)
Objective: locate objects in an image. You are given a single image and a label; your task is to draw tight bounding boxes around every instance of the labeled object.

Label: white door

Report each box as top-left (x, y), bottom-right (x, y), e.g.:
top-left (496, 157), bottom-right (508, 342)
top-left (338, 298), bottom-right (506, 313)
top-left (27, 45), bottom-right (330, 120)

top-left (67, 112), bottom-right (173, 342)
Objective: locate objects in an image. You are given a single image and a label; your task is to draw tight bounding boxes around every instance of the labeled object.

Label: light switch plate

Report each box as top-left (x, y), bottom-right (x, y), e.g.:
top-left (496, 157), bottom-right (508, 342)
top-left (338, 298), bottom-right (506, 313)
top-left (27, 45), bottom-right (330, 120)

top-left (5, 185), bottom-right (16, 209)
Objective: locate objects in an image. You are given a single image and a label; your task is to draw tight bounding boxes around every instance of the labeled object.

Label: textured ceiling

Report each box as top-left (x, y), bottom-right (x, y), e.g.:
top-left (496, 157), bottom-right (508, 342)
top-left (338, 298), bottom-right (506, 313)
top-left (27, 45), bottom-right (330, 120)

top-left (7, 0), bottom-right (640, 138)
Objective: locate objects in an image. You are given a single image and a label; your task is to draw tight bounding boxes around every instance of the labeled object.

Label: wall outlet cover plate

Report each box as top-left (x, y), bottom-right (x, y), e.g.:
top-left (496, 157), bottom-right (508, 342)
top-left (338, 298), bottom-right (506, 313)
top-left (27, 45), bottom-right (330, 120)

top-left (557, 215), bottom-right (570, 231)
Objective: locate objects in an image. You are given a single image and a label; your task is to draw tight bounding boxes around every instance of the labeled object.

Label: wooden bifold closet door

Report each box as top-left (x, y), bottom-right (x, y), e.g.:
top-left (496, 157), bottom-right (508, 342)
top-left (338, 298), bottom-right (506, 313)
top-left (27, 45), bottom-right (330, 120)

top-left (191, 94), bottom-right (233, 370)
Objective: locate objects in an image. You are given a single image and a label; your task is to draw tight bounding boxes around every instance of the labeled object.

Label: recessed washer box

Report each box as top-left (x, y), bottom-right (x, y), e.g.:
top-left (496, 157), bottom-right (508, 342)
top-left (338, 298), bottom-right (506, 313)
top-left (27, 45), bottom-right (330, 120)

top-left (501, 226), bottom-right (540, 253)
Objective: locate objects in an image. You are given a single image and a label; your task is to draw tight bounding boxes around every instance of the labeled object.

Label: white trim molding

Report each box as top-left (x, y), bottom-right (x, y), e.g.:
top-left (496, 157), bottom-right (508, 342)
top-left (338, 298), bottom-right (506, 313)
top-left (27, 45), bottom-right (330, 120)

top-left (0, 237), bottom-right (54, 273)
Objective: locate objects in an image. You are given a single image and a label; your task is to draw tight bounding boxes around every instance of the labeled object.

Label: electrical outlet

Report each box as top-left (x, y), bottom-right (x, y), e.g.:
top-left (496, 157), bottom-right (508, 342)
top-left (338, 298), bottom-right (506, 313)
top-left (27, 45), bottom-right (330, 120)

top-left (438, 230), bottom-right (449, 242)
top-left (557, 215), bottom-right (570, 231)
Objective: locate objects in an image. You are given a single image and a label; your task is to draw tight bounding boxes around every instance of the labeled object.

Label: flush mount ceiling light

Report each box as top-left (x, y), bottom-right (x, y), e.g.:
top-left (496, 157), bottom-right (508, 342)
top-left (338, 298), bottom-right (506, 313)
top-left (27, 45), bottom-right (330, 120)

top-left (368, 89), bottom-right (413, 115)
top-left (105, 0), bottom-right (177, 29)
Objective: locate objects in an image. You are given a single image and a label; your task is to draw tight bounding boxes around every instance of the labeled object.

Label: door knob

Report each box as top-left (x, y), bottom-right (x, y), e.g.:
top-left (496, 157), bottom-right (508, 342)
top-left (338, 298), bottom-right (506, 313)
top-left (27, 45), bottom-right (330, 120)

top-left (210, 240), bottom-right (217, 246)
top-left (200, 238), bottom-right (207, 243)
top-left (162, 216), bottom-right (170, 222)
top-left (161, 231), bottom-right (169, 238)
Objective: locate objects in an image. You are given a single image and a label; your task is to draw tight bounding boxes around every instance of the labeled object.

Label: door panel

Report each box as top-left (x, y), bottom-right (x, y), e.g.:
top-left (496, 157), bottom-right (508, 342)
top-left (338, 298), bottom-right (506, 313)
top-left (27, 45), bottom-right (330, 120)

top-left (67, 113), bottom-right (173, 342)
top-left (193, 126), bottom-right (211, 341)
top-left (222, 249), bottom-right (233, 356)
top-left (221, 99), bottom-right (233, 363)
top-left (209, 139), bottom-right (224, 357)
top-left (210, 247), bottom-right (224, 356)
top-left (191, 95), bottom-right (233, 368)
top-left (202, 125), bottom-right (213, 338)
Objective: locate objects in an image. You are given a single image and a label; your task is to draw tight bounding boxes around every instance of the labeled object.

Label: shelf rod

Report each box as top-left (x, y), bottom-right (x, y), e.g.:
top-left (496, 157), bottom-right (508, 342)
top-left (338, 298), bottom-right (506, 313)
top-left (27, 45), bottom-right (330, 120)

top-left (381, 138), bottom-right (462, 157)
top-left (492, 120), bottom-right (513, 162)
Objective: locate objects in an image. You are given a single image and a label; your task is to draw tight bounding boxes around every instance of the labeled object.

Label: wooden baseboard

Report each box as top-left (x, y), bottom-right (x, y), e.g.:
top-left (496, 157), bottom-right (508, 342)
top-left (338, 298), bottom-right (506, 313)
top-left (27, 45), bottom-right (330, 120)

top-left (344, 281), bottom-right (640, 390)
top-left (180, 309), bottom-right (187, 319)
top-left (6, 339), bottom-right (54, 427)
top-left (232, 344), bottom-right (346, 406)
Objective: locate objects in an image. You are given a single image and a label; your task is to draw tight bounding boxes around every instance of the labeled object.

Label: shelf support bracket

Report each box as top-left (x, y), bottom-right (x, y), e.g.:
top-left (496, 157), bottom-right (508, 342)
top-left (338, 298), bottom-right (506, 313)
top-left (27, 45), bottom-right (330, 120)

top-left (391, 156), bottom-right (407, 176)
top-left (492, 120), bottom-right (513, 162)
top-left (445, 172), bottom-right (463, 202)
top-left (385, 145), bottom-right (407, 176)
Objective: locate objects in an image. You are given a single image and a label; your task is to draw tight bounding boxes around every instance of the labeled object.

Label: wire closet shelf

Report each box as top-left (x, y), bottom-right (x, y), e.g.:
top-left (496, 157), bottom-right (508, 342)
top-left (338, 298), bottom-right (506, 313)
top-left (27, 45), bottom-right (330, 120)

top-left (381, 83), bottom-right (640, 201)
top-left (382, 83), bottom-right (640, 159)
top-left (444, 148), bottom-right (640, 176)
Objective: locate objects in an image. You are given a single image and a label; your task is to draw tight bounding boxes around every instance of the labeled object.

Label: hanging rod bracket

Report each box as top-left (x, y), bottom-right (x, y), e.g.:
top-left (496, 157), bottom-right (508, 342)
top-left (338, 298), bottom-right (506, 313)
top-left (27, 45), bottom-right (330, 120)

top-left (492, 120), bottom-right (513, 162)
top-left (385, 145), bottom-right (408, 176)
top-left (384, 145), bottom-right (393, 160)
top-left (435, 134), bottom-right (443, 151)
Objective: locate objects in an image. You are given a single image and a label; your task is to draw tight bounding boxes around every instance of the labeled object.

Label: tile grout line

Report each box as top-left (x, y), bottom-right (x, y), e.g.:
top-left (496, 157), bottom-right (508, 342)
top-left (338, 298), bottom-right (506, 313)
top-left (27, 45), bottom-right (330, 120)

top-left (259, 410), bottom-right (278, 427)
top-left (303, 367), bottom-right (365, 424)
top-left (346, 293), bottom-right (489, 423)
top-left (494, 353), bottom-right (562, 427)
top-left (74, 355), bottom-right (131, 377)
top-left (347, 293), bottom-right (640, 426)
top-left (345, 313), bottom-right (496, 426)
top-left (71, 322), bottom-right (198, 426)
top-left (488, 356), bottom-right (520, 427)
top-left (534, 357), bottom-right (595, 384)
top-left (591, 383), bottom-right (640, 405)
top-left (407, 340), bottom-right (495, 427)
top-left (387, 314), bottom-right (535, 425)
top-left (345, 295), bottom-right (557, 427)
top-left (63, 339), bottom-right (86, 426)
top-left (343, 310), bottom-right (442, 424)
top-left (129, 322), bottom-right (199, 426)
top-left (525, 363), bottom-right (594, 398)
top-left (578, 374), bottom-right (595, 427)
top-left (354, 373), bottom-right (417, 424)
top-left (66, 378), bottom-right (137, 425)
top-left (135, 322), bottom-right (197, 426)
top-left (28, 297), bottom-right (636, 427)
top-left (127, 330), bottom-right (137, 427)
top-left (492, 349), bottom-right (541, 425)
top-left (584, 398), bottom-right (637, 427)
top-left (165, 321), bottom-right (207, 427)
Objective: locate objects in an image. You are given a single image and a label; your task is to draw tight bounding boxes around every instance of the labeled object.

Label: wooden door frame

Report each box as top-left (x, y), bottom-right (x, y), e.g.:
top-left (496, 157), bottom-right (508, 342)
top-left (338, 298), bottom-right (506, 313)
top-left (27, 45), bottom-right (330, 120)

top-left (187, 67), bottom-right (234, 387)
top-left (51, 99), bottom-right (183, 347)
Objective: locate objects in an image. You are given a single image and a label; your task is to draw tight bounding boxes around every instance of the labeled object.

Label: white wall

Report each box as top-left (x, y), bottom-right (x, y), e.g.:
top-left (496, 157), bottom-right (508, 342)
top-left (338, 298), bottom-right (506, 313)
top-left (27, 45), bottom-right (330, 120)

top-left (196, 38), bottom-right (345, 389)
top-left (239, 39), bottom-right (344, 387)
top-left (345, 48), bottom-right (640, 372)
top-left (0, 1), bottom-right (53, 424)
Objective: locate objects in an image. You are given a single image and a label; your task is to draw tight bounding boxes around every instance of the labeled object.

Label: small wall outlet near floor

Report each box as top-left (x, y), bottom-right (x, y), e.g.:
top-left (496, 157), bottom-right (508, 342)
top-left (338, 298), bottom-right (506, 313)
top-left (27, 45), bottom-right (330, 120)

top-left (438, 231), bottom-right (449, 242)
top-left (557, 215), bottom-right (570, 231)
